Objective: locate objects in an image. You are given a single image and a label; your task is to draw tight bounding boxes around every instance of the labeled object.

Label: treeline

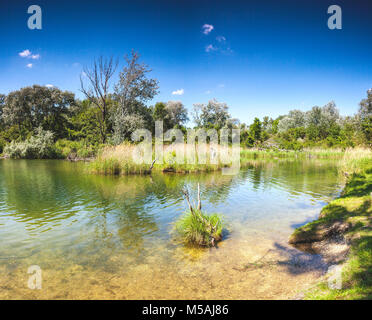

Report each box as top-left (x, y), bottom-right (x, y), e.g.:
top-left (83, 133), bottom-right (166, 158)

top-left (0, 51), bottom-right (371, 158)
top-left (242, 95), bottom-right (372, 150)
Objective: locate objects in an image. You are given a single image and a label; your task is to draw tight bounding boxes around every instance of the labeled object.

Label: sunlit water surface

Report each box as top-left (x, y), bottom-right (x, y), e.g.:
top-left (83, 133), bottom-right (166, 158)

top-left (0, 159), bottom-right (343, 299)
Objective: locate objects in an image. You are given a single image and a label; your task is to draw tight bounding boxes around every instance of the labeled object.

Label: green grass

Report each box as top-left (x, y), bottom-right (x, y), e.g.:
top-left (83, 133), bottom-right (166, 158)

top-left (174, 210), bottom-right (224, 247)
top-left (290, 161), bottom-right (372, 300)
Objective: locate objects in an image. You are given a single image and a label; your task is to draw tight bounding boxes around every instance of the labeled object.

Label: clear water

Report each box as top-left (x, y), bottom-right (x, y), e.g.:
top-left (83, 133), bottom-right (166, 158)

top-left (0, 159), bottom-right (342, 299)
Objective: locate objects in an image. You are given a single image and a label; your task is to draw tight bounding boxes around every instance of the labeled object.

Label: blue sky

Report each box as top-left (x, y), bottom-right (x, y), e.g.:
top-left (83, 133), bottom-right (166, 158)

top-left (1, 0), bottom-right (372, 124)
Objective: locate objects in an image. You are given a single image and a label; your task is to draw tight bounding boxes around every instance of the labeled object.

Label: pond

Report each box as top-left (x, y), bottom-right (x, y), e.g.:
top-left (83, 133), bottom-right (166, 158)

top-left (0, 159), bottom-right (342, 299)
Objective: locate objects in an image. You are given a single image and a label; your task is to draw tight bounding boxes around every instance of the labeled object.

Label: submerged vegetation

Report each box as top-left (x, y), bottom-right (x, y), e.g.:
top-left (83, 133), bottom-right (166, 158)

top-left (175, 184), bottom-right (224, 247)
top-left (290, 154), bottom-right (372, 300)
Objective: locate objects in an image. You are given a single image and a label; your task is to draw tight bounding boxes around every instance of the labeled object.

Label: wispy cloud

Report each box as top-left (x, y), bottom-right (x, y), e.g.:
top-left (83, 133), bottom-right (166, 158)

top-left (31, 54), bottom-right (40, 60)
top-left (26, 63), bottom-right (33, 68)
top-left (202, 24), bottom-right (214, 35)
top-left (45, 84), bottom-right (54, 88)
top-left (205, 90), bottom-right (211, 94)
top-left (172, 88), bottom-right (184, 95)
top-left (216, 36), bottom-right (226, 42)
top-left (205, 44), bottom-right (217, 52)
top-left (19, 49), bottom-right (31, 57)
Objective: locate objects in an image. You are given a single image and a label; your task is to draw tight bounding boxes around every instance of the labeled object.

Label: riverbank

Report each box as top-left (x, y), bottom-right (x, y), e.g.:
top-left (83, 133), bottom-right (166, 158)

top-left (289, 161), bottom-right (372, 299)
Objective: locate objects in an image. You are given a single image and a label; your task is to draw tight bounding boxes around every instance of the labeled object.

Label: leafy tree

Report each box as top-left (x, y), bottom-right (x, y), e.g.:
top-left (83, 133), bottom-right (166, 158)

top-left (0, 93), bottom-right (5, 130)
top-left (165, 101), bottom-right (188, 127)
top-left (152, 102), bottom-right (170, 129)
top-left (192, 99), bottom-right (231, 129)
top-left (67, 99), bottom-right (103, 144)
top-left (113, 51), bottom-right (159, 143)
top-left (358, 89), bottom-right (372, 145)
top-left (2, 85), bottom-right (75, 139)
top-left (152, 101), bottom-right (188, 131)
top-left (249, 117), bottom-right (262, 142)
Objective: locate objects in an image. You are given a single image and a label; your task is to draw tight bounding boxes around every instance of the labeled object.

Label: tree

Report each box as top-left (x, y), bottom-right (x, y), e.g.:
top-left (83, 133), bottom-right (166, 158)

top-left (358, 89), bottom-right (372, 120)
top-left (0, 93), bottom-right (5, 128)
top-left (152, 102), bottom-right (170, 129)
top-left (249, 117), bottom-right (262, 142)
top-left (165, 101), bottom-right (188, 127)
top-left (67, 99), bottom-right (103, 144)
top-left (80, 56), bottom-right (118, 143)
top-left (358, 89), bottom-right (372, 144)
top-left (113, 51), bottom-right (159, 143)
top-left (2, 85), bottom-right (75, 139)
top-left (192, 99), bottom-right (231, 129)
top-left (153, 101), bottom-right (188, 131)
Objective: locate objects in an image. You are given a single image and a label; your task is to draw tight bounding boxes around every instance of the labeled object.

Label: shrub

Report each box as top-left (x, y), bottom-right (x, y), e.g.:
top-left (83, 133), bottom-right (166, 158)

top-left (0, 138), bottom-right (5, 154)
top-left (4, 127), bottom-right (57, 159)
top-left (54, 139), bottom-right (99, 159)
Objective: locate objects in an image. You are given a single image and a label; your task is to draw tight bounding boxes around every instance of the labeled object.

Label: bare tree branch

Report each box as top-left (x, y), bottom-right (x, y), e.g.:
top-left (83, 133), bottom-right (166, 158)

top-left (80, 56), bottom-right (118, 143)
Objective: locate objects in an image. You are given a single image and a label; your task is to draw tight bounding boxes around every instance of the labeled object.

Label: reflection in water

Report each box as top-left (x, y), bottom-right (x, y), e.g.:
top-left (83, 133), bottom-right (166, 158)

top-left (0, 159), bottom-right (342, 299)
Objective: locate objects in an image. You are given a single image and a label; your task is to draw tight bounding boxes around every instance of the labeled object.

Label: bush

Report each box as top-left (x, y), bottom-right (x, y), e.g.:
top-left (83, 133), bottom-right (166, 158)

top-left (0, 138), bottom-right (5, 154)
top-left (54, 139), bottom-right (100, 159)
top-left (4, 127), bottom-right (57, 159)
top-left (175, 210), bottom-right (223, 247)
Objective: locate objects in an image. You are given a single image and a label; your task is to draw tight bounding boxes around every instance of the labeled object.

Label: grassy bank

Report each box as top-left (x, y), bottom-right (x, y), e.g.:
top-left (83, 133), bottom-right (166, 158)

top-left (89, 144), bottom-right (371, 175)
top-left (289, 156), bottom-right (372, 299)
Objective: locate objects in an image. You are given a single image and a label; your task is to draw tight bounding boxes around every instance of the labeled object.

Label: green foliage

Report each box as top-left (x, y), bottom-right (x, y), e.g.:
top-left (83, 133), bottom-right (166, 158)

top-left (0, 137), bottom-right (5, 154)
top-left (192, 99), bottom-right (232, 128)
top-left (249, 117), bottom-right (262, 142)
top-left (4, 127), bottom-right (58, 159)
top-left (361, 117), bottom-right (372, 146)
top-left (54, 139), bottom-right (100, 159)
top-left (2, 85), bottom-right (74, 139)
top-left (175, 210), bottom-right (224, 247)
top-left (67, 101), bottom-right (103, 144)
top-left (152, 101), bottom-right (188, 132)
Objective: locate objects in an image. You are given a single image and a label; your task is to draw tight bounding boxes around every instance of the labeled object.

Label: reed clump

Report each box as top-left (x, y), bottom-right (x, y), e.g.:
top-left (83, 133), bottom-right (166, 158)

top-left (90, 143), bottom-right (233, 175)
top-left (175, 184), bottom-right (224, 247)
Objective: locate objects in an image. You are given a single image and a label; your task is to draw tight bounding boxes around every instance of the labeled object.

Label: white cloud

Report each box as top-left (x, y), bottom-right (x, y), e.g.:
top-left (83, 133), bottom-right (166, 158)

top-left (172, 88), bottom-right (184, 95)
top-left (19, 50), bottom-right (40, 60)
top-left (45, 84), bottom-right (54, 88)
top-left (26, 63), bottom-right (33, 68)
top-left (218, 84), bottom-right (225, 88)
top-left (205, 44), bottom-right (216, 52)
top-left (202, 24), bottom-right (214, 35)
top-left (216, 36), bottom-right (226, 42)
top-left (205, 90), bottom-right (211, 94)
top-left (19, 49), bottom-right (31, 57)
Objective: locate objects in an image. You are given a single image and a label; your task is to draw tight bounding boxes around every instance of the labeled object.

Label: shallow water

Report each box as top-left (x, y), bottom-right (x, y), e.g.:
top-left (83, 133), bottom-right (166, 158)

top-left (0, 159), bottom-right (342, 299)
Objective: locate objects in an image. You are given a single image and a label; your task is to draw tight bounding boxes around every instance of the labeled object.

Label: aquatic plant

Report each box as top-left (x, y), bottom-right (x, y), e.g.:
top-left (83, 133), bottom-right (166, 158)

top-left (175, 184), bottom-right (223, 247)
